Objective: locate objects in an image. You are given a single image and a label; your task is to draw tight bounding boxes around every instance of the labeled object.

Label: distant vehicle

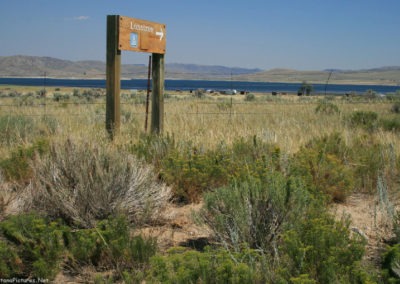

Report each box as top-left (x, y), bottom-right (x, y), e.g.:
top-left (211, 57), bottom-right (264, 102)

top-left (220, 89), bottom-right (237, 95)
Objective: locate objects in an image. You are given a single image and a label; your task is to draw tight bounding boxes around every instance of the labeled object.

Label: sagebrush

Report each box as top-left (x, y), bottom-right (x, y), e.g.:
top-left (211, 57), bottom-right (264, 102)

top-left (26, 139), bottom-right (171, 228)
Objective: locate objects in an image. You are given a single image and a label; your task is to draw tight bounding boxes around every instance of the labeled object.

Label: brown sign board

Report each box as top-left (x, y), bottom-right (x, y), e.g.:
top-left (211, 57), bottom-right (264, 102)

top-left (118, 16), bottom-right (166, 54)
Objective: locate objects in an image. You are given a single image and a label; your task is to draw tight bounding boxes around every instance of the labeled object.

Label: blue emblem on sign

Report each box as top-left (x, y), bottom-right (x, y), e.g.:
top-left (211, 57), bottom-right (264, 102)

top-left (130, 33), bottom-right (138, 48)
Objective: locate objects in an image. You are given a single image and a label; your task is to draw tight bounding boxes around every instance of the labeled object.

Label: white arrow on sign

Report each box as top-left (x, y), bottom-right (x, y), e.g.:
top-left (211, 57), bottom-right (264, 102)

top-left (155, 28), bottom-right (164, 41)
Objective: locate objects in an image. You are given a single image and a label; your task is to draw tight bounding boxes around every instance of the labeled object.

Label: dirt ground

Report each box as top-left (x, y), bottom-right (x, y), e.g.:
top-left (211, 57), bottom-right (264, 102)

top-left (135, 202), bottom-right (212, 251)
top-left (332, 192), bottom-right (399, 265)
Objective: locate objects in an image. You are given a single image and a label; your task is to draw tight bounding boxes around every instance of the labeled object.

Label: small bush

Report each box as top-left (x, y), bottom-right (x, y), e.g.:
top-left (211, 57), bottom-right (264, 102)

top-left (36, 89), bottom-right (46, 97)
top-left (147, 247), bottom-right (263, 283)
top-left (391, 102), bottom-right (400, 114)
top-left (28, 139), bottom-right (171, 228)
top-left (290, 133), bottom-right (354, 202)
top-left (160, 146), bottom-right (230, 203)
top-left (347, 111), bottom-right (378, 131)
top-left (72, 88), bottom-right (80, 97)
top-left (194, 89), bottom-right (206, 98)
top-left (53, 92), bottom-right (70, 101)
top-left (0, 138), bottom-right (49, 182)
top-left (131, 133), bottom-right (177, 168)
top-left (280, 214), bottom-right (366, 283)
top-left (7, 90), bottom-right (20, 97)
top-left (380, 116), bottom-right (400, 132)
top-left (382, 244), bottom-right (400, 282)
top-left (0, 214), bottom-right (68, 279)
top-left (200, 176), bottom-right (310, 252)
top-left (154, 136), bottom-right (281, 203)
top-left (0, 241), bottom-right (22, 278)
top-left (66, 215), bottom-right (157, 272)
top-left (244, 93), bottom-right (255, 101)
top-left (315, 101), bottom-right (340, 115)
top-left (0, 214), bottom-right (156, 280)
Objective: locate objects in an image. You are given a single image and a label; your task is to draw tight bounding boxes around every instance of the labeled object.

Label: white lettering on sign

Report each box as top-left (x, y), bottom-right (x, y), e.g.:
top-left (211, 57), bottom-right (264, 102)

top-left (130, 22), bottom-right (154, 33)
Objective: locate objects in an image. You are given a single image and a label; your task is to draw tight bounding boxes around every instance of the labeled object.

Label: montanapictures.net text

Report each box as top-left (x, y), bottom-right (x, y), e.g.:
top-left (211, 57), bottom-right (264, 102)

top-left (0, 279), bottom-right (49, 284)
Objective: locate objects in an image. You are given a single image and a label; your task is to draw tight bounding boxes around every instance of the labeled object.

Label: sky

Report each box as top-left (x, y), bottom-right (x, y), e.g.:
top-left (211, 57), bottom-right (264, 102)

top-left (0, 0), bottom-right (399, 70)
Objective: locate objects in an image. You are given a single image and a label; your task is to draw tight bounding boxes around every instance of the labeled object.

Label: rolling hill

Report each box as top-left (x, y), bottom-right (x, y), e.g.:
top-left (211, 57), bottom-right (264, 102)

top-left (0, 55), bottom-right (260, 80)
top-left (234, 67), bottom-right (400, 85)
top-left (0, 55), bottom-right (399, 85)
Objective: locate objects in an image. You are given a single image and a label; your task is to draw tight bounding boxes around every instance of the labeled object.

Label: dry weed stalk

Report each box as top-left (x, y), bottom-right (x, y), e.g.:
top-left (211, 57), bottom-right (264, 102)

top-left (0, 171), bottom-right (25, 219)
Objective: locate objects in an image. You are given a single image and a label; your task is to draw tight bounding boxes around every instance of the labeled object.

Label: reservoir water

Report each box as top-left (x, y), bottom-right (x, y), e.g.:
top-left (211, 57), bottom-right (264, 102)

top-left (0, 78), bottom-right (399, 95)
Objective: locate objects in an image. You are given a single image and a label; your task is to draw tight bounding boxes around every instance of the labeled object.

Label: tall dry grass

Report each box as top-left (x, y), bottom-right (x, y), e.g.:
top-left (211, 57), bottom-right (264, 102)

top-left (0, 90), bottom-right (399, 154)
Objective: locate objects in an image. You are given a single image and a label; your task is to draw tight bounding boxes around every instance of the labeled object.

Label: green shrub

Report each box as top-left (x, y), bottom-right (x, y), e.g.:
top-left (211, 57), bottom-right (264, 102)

top-left (195, 89), bottom-right (206, 98)
top-left (147, 247), bottom-right (263, 284)
top-left (132, 135), bottom-right (281, 203)
top-left (36, 89), bottom-right (46, 97)
top-left (53, 92), bottom-right (67, 101)
top-left (244, 93), bottom-right (255, 101)
top-left (66, 215), bottom-right (157, 272)
top-left (0, 138), bottom-right (49, 182)
top-left (0, 214), bottom-right (68, 279)
top-left (380, 116), bottom-right (400, 132)
top-left (0, 241), bottom-right (23, 278)
top-left (199, 175), bottom-right (310, 252)
top-left (298, 81), bottom-right (313, 96)
top-left (7, 90), bottom-right (21, 97)
top-left (0, 214), bottom-right (156, 280)
top-left (391, 102), bottom-right (400, 114)
top-left (315, 100), bottom-right (340, 115)
top-left (29, 139), bottom-right (171, 228)
top-left (290, 133), bottom-right (354, 202)
top-left (131, 133), bottom-right (177, 168)
top-left (280, 214), bottom-right (367, 283)
top-left (382, 244), bottom-right (400, 282)
top-left (347, 110), bottom-right (378, 131)
top-left (233, 136), bottom-right (282, 173)
top-left (159, 137), bottom-right (281, 203)
top-left (160, 146), bottom-right (230, 203)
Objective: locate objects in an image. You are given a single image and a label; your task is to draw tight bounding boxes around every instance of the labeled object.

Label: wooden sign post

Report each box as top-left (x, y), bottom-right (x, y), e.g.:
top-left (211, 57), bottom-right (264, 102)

top-left (106, 15), bottom-right (166, 139)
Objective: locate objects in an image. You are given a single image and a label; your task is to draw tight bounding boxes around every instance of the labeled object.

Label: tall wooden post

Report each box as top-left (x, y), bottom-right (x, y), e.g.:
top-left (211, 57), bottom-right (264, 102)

top-left (151, 53), bottom-right (164, 134)
top-left (106, 15), bottom-right (121, 139)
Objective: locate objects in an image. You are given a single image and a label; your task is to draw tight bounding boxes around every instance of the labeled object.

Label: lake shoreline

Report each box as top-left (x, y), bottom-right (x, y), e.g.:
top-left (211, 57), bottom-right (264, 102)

top-left (0, 77), bottom-right (399, 95)
top-left (0, 76), bottom-right (399, 87)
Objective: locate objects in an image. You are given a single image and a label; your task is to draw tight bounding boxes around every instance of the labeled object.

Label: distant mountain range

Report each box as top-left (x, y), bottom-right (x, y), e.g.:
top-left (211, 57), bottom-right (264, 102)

top-left (0, 55), bottom-right (260, 79)
top-left (1, 55), bottom-right (399, 85)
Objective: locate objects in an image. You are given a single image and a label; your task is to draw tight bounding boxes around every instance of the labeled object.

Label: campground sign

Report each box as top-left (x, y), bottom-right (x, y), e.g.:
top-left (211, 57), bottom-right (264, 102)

top-left (118, 16), bottom-right (166, 54)
top-left (106, 15), bottom-right (165, 139)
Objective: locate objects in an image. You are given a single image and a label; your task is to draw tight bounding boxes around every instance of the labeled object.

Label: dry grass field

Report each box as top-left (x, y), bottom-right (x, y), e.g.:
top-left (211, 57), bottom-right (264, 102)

top-left (1, 85), bottom-right (400, 282)
top-left (1, 85), bottom-right (396, 150)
